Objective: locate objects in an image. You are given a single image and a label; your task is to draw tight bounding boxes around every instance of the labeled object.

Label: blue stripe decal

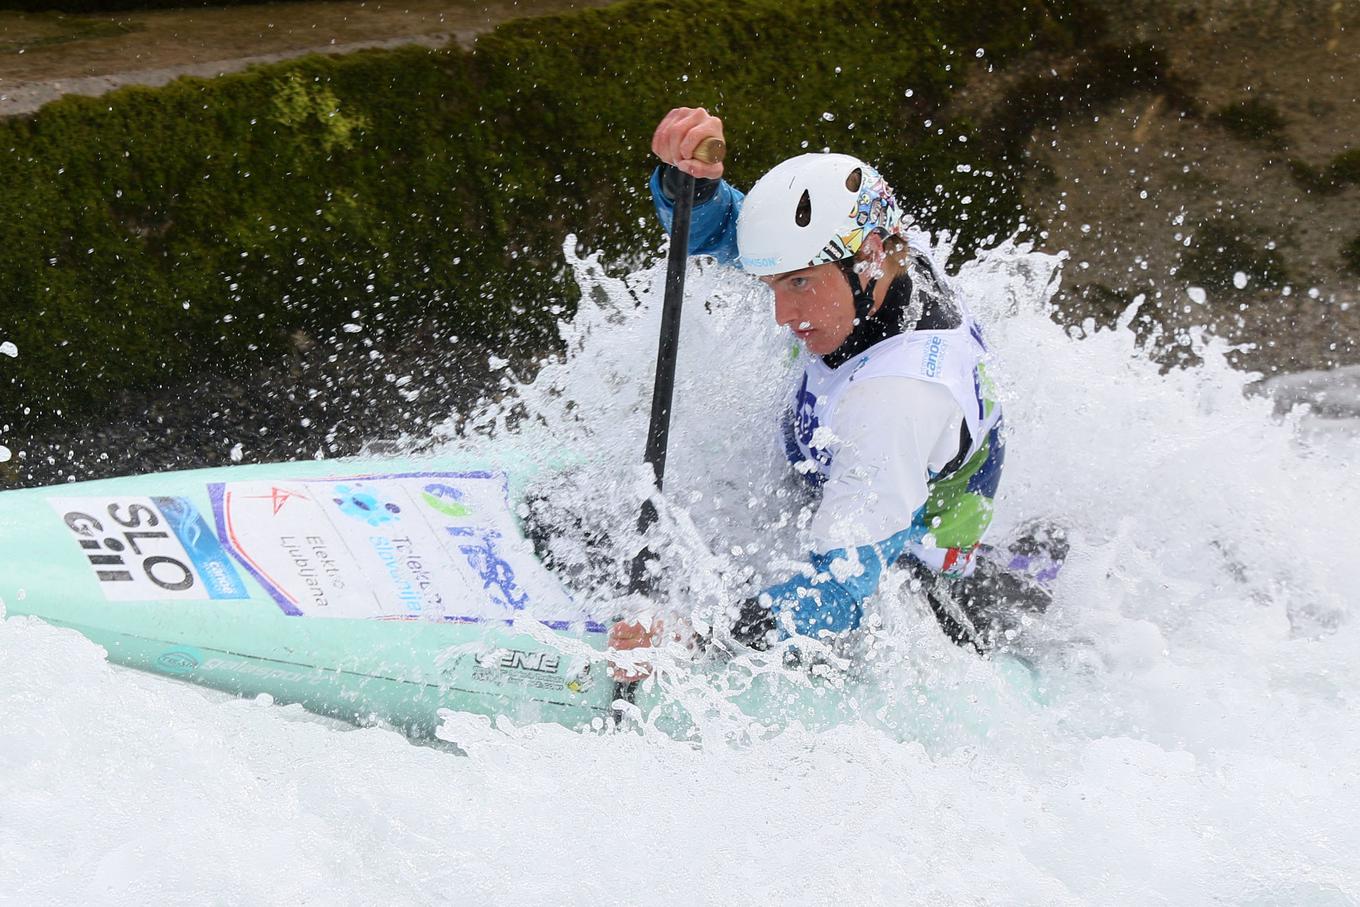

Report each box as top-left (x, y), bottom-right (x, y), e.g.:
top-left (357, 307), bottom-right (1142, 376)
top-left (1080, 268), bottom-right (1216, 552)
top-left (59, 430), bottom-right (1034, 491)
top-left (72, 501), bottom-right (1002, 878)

top-left (965, 419), bottom-right (1006, 499)
top-left (152, 495), bottom-right (250, 600)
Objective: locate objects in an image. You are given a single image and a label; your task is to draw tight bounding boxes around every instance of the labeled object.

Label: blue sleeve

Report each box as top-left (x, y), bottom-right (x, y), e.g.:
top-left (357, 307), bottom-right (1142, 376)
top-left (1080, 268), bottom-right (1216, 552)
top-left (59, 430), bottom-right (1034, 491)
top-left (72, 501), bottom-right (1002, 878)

top-left (649, 166), bottom-right (744, 266)
top-left (759, 517), bottom-right (929, 639)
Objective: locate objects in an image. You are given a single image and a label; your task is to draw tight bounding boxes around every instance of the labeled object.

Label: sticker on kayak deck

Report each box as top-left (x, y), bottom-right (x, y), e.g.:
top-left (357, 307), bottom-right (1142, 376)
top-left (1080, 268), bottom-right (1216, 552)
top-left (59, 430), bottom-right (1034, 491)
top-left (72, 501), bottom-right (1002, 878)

top-left (469, 648), bottom-right (598, 695)
top-left (50, 496), bottom-right (250, 601)
top-left (208, 472), bottom-right (581, 623)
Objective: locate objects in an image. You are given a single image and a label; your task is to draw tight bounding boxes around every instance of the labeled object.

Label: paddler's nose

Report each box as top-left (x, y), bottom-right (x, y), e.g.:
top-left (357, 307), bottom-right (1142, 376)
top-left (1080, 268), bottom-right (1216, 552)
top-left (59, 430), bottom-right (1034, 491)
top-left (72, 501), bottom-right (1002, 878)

top-left (772, 287), bottom-right (801, 328)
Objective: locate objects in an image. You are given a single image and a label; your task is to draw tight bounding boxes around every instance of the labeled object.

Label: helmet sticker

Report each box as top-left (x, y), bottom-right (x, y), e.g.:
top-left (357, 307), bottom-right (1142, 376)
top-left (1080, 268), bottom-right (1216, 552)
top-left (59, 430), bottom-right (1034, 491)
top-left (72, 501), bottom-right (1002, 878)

top-left (807, 166), bottom-right (902, 268)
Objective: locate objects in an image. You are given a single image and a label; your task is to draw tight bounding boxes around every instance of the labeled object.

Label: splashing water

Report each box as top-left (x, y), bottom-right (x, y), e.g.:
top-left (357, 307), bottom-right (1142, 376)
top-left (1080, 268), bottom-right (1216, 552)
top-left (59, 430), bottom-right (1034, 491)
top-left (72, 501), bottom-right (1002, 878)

top-left (3, 235), bottom-right (1358, 903)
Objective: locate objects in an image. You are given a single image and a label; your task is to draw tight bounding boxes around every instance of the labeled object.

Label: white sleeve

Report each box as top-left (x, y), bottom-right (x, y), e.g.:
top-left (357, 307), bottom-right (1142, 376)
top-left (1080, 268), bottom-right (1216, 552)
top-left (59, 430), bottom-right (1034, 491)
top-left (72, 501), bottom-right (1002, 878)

top-left (809, 376), bottom-right (964, 552)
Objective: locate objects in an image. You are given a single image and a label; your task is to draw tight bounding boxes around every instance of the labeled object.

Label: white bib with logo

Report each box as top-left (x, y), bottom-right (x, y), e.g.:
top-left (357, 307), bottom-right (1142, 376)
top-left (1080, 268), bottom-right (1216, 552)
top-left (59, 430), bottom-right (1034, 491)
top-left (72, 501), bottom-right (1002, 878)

top-left (787, 319), bottom-right (1000, 483)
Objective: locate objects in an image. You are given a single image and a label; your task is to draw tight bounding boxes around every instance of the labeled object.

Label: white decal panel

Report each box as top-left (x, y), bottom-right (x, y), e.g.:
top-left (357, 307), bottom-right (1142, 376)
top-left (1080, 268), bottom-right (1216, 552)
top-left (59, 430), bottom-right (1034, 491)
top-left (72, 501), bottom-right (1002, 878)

top-left (209, 472), bottom-right (580, 623)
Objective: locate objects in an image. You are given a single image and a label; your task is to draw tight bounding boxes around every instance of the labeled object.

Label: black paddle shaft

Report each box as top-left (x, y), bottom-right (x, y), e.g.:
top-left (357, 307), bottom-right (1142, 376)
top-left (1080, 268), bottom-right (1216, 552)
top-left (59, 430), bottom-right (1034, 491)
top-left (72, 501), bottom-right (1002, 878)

top-left (613, 138), bottom-right (725, 718)
top-left (627, 168), bottom-right (696, 596)
top-left (613, 169), bottom-right (695, 718)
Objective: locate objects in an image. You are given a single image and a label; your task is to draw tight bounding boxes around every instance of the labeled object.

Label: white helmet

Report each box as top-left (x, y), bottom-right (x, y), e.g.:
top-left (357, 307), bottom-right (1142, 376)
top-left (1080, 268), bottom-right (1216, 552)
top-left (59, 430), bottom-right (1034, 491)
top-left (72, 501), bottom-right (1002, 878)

top-left (736, 152), bottom-right (905, 277)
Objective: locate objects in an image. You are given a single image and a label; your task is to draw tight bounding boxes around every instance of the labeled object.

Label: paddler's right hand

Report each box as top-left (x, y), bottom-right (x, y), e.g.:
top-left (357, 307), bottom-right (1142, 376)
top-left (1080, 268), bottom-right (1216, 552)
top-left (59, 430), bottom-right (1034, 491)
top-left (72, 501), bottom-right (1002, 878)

top-left (652, 107), bottom-right (725, 180)
top-left (607, 617), bottom-right (664, 683)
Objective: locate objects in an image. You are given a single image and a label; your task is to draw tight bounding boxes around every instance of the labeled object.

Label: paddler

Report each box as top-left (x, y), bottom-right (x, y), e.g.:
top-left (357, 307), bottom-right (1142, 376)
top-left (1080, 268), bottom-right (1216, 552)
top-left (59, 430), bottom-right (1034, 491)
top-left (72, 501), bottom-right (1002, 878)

top-left (609, 107), bottom-right (1052, 681)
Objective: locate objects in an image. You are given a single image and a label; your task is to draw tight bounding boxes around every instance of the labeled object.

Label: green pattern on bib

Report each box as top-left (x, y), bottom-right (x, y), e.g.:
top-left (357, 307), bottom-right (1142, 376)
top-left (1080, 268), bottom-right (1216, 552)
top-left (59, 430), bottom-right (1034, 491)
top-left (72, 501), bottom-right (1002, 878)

top-left (920, 429), bottom-right (998, 551)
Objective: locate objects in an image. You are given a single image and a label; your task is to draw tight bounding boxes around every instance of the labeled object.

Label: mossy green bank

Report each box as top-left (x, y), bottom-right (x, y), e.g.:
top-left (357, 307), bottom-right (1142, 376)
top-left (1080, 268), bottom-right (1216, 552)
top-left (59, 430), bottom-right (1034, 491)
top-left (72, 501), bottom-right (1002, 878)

top-left (0, 0), bottom-right (1098, 431)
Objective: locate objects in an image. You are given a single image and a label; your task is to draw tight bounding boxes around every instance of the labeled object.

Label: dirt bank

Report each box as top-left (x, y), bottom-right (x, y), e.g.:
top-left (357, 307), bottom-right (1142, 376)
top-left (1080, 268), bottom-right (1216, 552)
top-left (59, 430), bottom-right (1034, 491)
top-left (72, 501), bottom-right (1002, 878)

top-left (1026, 0), bottom-right (1360, 375)
top-left (940, 0), bottom-right (1359, 374)
top-left (0, 0), bottom-right (613, 116)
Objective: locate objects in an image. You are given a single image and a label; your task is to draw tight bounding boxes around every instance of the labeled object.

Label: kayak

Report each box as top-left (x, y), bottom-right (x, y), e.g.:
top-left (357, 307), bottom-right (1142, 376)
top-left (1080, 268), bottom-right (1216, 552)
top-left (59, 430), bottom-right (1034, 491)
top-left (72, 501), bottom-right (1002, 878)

top-left (0, 458), bottom-right (1057, 741)
top-left (0, 458), bottom-right (624, 737)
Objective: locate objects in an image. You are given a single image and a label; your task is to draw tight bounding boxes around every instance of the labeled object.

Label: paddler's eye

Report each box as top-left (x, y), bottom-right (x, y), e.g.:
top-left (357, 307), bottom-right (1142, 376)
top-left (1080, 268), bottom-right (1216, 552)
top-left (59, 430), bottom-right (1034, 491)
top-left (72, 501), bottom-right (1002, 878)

top-left (790, 276), bottom-right (810, 290)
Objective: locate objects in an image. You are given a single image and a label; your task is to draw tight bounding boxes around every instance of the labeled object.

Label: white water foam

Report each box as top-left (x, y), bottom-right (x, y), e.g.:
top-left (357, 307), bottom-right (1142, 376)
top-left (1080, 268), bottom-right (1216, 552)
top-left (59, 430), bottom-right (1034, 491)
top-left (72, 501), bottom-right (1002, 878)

top-left (3, 235), bottom-right (1358, 904)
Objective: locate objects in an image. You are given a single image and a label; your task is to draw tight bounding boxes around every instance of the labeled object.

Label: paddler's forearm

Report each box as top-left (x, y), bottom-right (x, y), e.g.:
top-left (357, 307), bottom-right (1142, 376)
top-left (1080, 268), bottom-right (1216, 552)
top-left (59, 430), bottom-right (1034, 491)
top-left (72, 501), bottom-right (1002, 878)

top-left (733, 526), bottom-right (927, 647)
top-left (649, 165), bottom-right (744, 265)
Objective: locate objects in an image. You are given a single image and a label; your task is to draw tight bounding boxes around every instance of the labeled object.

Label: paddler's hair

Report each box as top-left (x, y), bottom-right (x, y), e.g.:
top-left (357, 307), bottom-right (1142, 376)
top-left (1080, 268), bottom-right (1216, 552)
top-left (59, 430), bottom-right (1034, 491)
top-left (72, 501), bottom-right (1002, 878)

top-left (852, 232), bottom-right (913, 282)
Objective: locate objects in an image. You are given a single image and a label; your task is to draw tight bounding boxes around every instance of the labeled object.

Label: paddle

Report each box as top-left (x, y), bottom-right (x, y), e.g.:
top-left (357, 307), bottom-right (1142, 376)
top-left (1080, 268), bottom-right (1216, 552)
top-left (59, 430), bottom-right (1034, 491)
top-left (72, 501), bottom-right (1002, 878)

top-left (612, 135), bottom-right (726, 717)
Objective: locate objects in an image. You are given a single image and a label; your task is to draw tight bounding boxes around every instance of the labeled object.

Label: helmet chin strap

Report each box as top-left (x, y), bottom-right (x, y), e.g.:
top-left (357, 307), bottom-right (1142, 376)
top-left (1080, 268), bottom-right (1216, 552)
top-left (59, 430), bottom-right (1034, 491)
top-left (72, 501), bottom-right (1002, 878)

top-left (836, 257), bottom-right (879, 324)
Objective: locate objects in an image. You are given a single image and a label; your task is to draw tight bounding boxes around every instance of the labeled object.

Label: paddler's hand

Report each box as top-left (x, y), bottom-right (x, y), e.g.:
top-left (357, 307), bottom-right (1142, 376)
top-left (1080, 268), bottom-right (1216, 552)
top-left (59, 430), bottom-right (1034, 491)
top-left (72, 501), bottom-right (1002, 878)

top-left (608, 617), bottom-right (665, 683)
top-left (652, 107), bottom-right (725, 180)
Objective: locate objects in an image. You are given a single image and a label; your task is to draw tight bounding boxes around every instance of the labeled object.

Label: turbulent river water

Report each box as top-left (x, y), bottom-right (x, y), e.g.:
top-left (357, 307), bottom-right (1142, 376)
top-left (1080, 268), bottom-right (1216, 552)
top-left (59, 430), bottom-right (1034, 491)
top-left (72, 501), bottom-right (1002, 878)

top-left (3, 234), bottom-right (1358, 904)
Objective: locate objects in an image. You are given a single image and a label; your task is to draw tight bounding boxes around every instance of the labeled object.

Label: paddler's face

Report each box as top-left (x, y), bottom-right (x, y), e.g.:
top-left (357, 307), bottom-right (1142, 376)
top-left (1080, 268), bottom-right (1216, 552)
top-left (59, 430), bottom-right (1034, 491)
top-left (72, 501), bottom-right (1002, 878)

top-left (765, 262), bottom-right (858, 356)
